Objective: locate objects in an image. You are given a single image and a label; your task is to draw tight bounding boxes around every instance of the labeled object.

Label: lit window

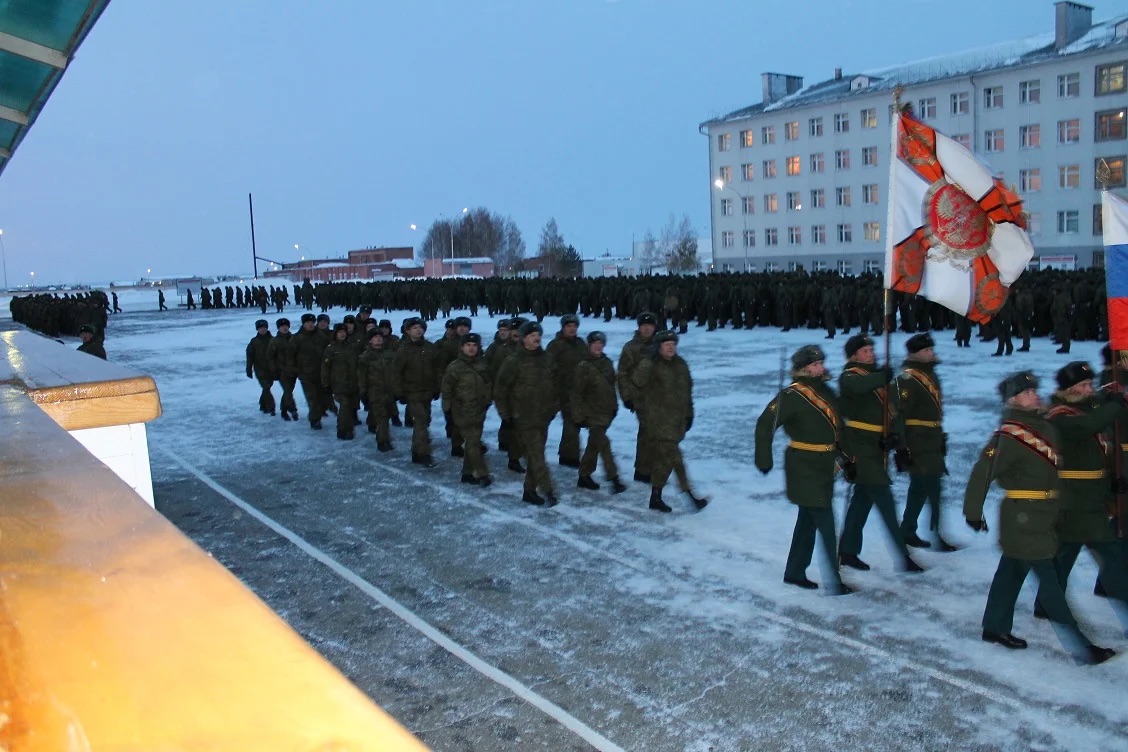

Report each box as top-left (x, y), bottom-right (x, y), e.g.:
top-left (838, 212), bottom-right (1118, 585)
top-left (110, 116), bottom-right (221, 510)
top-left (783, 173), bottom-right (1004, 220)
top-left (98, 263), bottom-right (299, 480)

top-left (1096, 62), bottom-right (1126, 95)
top-left (834, 113), bottom-right (849, 133)
top-left (809, 117), bottom-right (823, 137)
top-left (951, 92), bottom-right (969, 114)
top-left (1059, 164), bottom-right (1080, 189)
top-left (810, 152), bottom-right (825, 173)
top-left (983, 86), bottom-right (1003, 109)
top-left (864, 222), bottom-right (881, 242)
top-left (764, 228), bottom-right (778, 246)
top-left (1096, 108), bottom-right (1127, 141)
top-left (743, 229), bottom-right (756, 247)
top-left (984, 129), bottom-right (1004, 153)
top-left (762, 126), bottom-right (776, 145)
top-left (863, 184), bottom-right (879, 204)
top-left (836, 187), bottom-right (852, 207)
top-left (835, 149), bottom-right (851, 170)
top-left (810, 188), bottom-right (825, 208)
top-left (718, 133), bottom-right (731, 151)
top-left (1058, 119), bottom-right (1080, 144)
top-left (917, 97), bottom-right (936, 118)
top-left (1057, 210), bottom-right (1079, 234)
top-left (788, 226), bottom-right (802, 245)
top-left (763, 159), bottom-right (777, 178)
top-left (1019, 80), bottom-right (1041, 104)
top-left (784, 121), bottom-right (799, 141)
top-left (741, 163), bottom-right (755, 181)
top-left (1019, 124), bottom-right (1040, 149)
top-left (862, 146), bottom-right (878, 166)
top-left (786, 156), bottom-right (801, 176)
top-left (837, 224), bottom-right (852, 243)
top-left (1019, 168), bottom-right (1041, 192)
top-left (1058, 72), bottom-right (1080, 98)
top-left (787, 191), bottom-right (801, 210)
top-left (764, 193), bottom-right (778, 213)
top-left (860, 108), bottom-right (877, 129)
top-left (1096, 156), bottom-right (1126, 188)
top-left (740, 130), bottom-right (754, 148)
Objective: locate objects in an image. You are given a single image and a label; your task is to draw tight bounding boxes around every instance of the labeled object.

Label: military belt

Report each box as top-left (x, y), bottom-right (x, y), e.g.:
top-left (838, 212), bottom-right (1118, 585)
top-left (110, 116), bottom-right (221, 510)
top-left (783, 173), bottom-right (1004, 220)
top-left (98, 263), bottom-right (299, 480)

top-left (844, 420), bottom-right (883, 433)
top-left (1003, 490), bottom-right (1058, 500)
top-left (904, 419), bottom-right (941, 428)
top-left (1121, 443), bottom-right (1128, 452)
top-left (789, 441), bottom-right (836, 453)
top-left (1058, 470), bottom-right (1106, 480)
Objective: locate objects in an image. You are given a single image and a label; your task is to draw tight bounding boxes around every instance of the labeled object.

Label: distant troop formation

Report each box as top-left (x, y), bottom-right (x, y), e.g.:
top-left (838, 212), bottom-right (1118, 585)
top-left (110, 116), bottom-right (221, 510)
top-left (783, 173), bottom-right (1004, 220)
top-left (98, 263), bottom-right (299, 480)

top-left (245, 309), bottom-right (706, 511)
top-left (187, 283), bottom-right (288, 313)
top-left (755, 335), bottom-right (1128, 666)
top-left (10, 290), bottom-right (109, 338)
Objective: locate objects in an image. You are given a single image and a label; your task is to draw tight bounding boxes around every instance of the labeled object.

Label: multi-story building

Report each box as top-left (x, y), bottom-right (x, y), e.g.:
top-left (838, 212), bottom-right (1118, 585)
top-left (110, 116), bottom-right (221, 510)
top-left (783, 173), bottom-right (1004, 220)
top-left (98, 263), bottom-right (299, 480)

top-left (701, 2), bottom-right (1128, 274)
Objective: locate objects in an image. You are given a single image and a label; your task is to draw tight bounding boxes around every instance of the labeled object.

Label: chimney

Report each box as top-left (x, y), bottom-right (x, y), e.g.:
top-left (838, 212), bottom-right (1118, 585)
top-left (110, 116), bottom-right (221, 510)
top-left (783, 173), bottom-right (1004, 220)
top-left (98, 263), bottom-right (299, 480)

top-left (1055, 1), bottom-right (1093, 49)
top-left (834, 68), bottom-right (843, 80)
top-left (762, 72), bottom-right (804, 105)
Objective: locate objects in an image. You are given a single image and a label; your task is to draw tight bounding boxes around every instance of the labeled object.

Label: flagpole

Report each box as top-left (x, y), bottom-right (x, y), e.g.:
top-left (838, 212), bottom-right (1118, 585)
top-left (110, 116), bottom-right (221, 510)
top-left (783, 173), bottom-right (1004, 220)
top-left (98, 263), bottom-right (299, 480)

top-left (881, 88), bottom-right (906, 466)
top-left (1099, 160), bottom-right (1126, 540)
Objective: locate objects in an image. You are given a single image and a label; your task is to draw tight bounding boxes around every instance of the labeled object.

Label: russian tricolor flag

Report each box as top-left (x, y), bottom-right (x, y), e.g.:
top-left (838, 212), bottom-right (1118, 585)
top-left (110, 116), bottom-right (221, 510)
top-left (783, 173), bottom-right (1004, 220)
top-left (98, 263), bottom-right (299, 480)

top-left (1105, 191), bottom-right (1128, 350)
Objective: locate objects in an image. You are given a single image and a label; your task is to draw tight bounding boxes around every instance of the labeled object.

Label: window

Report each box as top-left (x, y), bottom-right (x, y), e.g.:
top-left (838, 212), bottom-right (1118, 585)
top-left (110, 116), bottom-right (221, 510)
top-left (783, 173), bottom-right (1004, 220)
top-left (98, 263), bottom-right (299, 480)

top-left (718, 165), bottom-right (732, 183)
top-left (837, 259), bottom-right (853, 275)
top-left (743, 229), bottom-right (756, 247)
top-left (784, 121), bottom-right (799, 141)
top-left (862, 146), bottom-right (878, 166)
top-left (1097, 156), bottom-right (1127, 188)
top-left (836, 187), bottom-right (852, 207)
top-left (863, 259), bottom-right (881, 274)
top-left (984, 129), bottom-right (1004, 152)
top-left (810, 188), bottom-right (825, 208)
top-left (812, 260), bottom-right (828, 272)
top-left (721, 230), bottom-right (735, 247)
top-left (1019, 79), bottom-right (1041, 104)
top-left (812, 225), bottom-right (826, 244)
top-left (837, 224), bottom-right (853, 243)
top-left (787, 261), bottom-right (800, 272)
top-left (834, 113), bottom-right (849, 133)
top-left (1096, 62), bottom-right (1126, 95)
top-left (835, 149), bottom-right (850, 170)
top-left (762, 126), bottom-right (776, 145)
top-left (983, 86), bottom-right (1003, 109)
top-left (742, 196), bottom-right (755, 215)
top-left (810, 152), bottom-right (825, 173)
top-left (1094, 204), bottom-right (1104, 236)
top-left (917, 97), bottom-right (936, 118)
top-left (1057, 210), bottom-right (1079, 234)
top-left (1027, 212), bottom-right (1041, 237)
top-left (1059, 164), bottom-right (1080, 188)
top-left (787, 191), bottom-right (802, 210)
top-left (1096, 108), bottom-right (1127, 141)
top-left (788, 226), bottom-right (802, 245)
top-left (953, 133), bottom-right (971, 149)
top-left (765, 261), bottom-right (778, 272)
top-left (741, 163), bottom-right (755, 181)
top-left (951, 92), bottom-right (969, 114)
top-left (1019, 124), bottom-right (1040, 149)
top-left (809, 117), bottom-right (823, 137)
top-left (1058, 119), bottom-right (1080, 144)
top-left (763, 159), bottom-right (777, 178)
top-left (860, 107), bottom-right (877, 128)
top-left (1019, 168), bottom-right (1041, 192)
top-left (1058, 72), bottom-right (1080, 98)
top-left (739, 129), bottom-right (754, 148)
top-left (764, 193), bottom-right (778, 212)
top-left (718, 133), bottom-right (731, 151)
top-left (764, 228), bottom-right (778, 246)
top-left (863, 184), bottom-right (879, 204)
top-left (864, 222), bottom-right (881, 242)
top-left (786, 155), bottom-right (801, 176)
top-left (720, 198), bottom-right (733, 216)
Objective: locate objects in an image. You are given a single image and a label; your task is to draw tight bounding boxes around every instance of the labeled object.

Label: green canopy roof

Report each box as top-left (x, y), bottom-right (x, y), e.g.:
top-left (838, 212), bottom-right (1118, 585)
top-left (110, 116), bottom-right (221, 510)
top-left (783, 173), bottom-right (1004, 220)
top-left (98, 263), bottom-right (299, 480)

top-left (0, 0), bottom-right (111, 177)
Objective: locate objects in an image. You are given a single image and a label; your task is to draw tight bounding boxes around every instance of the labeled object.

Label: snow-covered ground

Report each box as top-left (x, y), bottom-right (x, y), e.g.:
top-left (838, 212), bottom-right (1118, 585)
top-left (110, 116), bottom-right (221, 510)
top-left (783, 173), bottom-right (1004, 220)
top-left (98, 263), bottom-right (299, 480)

top-left (36, 288), bottom-right (1128, 750)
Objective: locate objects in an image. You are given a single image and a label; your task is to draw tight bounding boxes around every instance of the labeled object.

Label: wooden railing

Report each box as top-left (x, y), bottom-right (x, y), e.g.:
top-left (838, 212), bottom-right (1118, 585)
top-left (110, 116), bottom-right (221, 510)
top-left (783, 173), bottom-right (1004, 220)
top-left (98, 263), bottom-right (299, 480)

top-left (0, 331), bottom-right (427, 750)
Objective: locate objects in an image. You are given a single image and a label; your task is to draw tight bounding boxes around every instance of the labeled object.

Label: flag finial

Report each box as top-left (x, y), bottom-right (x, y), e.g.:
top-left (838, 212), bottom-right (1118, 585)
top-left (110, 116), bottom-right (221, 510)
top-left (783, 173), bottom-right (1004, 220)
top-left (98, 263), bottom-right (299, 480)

top-left (1098, 159), bottom-right (1112, 189)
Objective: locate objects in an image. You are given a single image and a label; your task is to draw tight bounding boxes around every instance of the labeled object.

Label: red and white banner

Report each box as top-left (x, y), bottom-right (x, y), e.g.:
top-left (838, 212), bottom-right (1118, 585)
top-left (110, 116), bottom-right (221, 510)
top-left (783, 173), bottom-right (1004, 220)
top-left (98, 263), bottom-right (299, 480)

top-left (884, 111), bottom-right (1034, 324)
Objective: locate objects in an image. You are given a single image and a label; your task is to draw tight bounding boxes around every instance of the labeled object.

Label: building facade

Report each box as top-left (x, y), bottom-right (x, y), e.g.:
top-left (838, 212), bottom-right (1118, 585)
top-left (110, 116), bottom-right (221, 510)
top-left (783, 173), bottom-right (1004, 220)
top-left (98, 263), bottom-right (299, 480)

top-left (264, 246), bottom-right (419, 282)
top-left (701, 2), bottom-right (1128, 274)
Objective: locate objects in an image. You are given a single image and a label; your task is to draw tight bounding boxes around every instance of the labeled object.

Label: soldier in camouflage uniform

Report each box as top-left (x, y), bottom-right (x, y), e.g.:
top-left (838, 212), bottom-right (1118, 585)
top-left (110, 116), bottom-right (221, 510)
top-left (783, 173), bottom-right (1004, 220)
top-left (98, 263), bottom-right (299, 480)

top-left (358, 329), bottom-right (395, 451)
top-left (321, 323), bottom-right (360, 440)
top-left (294, 313), bottom-right (327, 429)
top-left (441, 333), bottom-right (493, 486)
top-left (631, 330), bottom-right (706, 513)
top-left (618, 312), bottom-right (658, 483)
top-left (77, 324), bottom-right (106, 360)
top-left (571, 331), bottom-right (627, 494)
top-left (546, 313), bottom-right (588, 468)
top-left (495, 321), bottom-right (559, 506)
top-left (964, 371), bottom-right (1115, 664)
top-left (268, 317), bottom-right (299, 421)
top-left (392, 317), bottom-right (439, 466)
top-left (755, 345), bottom-right (854, 594)
top-left (246, 319), bottom-right (276, 416)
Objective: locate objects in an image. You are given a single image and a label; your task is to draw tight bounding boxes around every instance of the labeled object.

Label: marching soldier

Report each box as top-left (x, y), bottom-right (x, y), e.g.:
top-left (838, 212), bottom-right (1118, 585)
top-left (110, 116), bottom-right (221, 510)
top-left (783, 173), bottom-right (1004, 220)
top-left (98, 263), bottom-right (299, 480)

top-left (358, 329), bottom-right (395, 452)
top-left (441, 333), bottom-right (493, 486)
top-left (294, 312), bottom-right (327, 430)
top-left (755, 345), bottom-right (854, 594)
top-left (495, 321), bottom-right (558, 506)
top-left (321, 323), bottom-right (360, 440)
top-left (434, 318), bottom-right (463, 452)
top-left (897, 332), bottom-right (957, 551)
top-left (838, 334), bottom-right (924, 573)
top-left (546, 313), bottom-right (587, 468)
top-left (571, 331), bottom-right (628, 494)
top-left (964, 371), bottom-right (1115, 664)
top-left (268, 317), bottom-right (299, 421)
top-left (392, 317), bottom-right (439, 466)
top-left (618, 312), bottom-right (658, 484)
top-left (245, 319), bottom-right (276, 416)
top-left (1097, 345), bottom-right (1128, 597)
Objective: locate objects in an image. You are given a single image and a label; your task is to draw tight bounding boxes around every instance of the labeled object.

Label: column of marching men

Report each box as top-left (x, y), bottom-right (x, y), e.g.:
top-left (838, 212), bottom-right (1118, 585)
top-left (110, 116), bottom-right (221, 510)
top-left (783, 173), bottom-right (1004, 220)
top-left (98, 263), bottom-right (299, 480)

top-left (246, 309), bottom-right (1128, 667)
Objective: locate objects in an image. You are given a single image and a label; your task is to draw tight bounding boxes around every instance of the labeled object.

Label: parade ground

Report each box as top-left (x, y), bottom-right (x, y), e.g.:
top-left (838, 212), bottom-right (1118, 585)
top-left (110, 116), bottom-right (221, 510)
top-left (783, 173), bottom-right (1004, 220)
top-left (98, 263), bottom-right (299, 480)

top-left (33, 292), bottom-right (1128, 751)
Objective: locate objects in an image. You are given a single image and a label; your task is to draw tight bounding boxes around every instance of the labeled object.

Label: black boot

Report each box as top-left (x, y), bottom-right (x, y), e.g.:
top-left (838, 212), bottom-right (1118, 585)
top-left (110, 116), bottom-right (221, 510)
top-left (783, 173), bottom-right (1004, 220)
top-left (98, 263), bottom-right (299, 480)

top-left (982, 631), bottom-right (1028, 650)
top-left (367, 424), bottom-right (377, 434)
top-left (281, 412), bottom-right (292, 422)
top-left (377, 441), bottom-right (393, 452)
top-left (544, 492), bottom-right (559, 508)
top-left (577, 475), bottom-right (600, 491)
top-left (903, 555), bottom-right (925, 573)
top-left (390, 414), bottom-right (402, 427)
top-left (784, 576), bottom-right (819, 590)
top-left (936, 536), bottom-right (958, 552)
top-left (610, 478), bottom-right (628, 494)
top-left (904, 533), bottom-right (932, 548)
top-left (412, 454), bottom-right (436, 468)
top-left (1075, 645), bottom-right (1116, 665)
top-left (508, 459), bottom-right (526, 474)
top-left (634, 470), bottom-right (651, 484)
top-left (839, 553), bottom-right (870, 571)
top-left (522, 489), bottom-right (545, 506)
top-left (311, 420), bottom-right (322, 430)
top-left (685, 489), bottom-right (708, 510)
top-left (451, 445), bottom-right (465, 457)
top-left (478, 476), bottom-right (493, 488)
top-left (460, 474), bottom-right (477, 484)
top-left (649, 488), bottom-right (672, 513)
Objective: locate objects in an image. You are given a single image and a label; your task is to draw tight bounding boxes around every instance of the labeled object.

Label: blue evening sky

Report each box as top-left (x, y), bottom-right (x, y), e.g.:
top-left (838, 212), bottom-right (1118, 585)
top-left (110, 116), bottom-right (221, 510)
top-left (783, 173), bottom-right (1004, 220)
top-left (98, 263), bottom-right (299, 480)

top-left (0, 0), bottom-right (1068, 284)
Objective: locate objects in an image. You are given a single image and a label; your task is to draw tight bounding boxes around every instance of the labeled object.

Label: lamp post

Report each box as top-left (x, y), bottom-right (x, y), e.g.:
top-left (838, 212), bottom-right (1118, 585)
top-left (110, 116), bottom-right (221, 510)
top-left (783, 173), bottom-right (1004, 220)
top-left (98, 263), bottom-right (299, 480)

top-left (0, 229), bottom-right (7, 291)
top-left (442, 208), bottom-right (468, 278)
top-left (714, 179), bottom-right (750, 272)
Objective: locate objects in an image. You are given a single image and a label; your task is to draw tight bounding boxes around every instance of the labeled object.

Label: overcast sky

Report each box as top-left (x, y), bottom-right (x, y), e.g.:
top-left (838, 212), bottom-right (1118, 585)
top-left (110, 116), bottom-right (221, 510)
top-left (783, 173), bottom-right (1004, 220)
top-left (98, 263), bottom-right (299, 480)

top-left (0, 0), bottom-right (1081, 284)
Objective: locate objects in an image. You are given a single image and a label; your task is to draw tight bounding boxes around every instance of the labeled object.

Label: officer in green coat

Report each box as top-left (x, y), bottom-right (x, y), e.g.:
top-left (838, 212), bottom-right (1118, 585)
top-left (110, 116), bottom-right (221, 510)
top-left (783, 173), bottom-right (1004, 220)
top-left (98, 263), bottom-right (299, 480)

top-left (838, 334), bottom-right (923, 573)
top-left (268, 317), bottom-right (299, 421)
top-left (631, 331), bottom-right (706, 513)
top-left (441, 333), bottom-right (493, 487)
top-left (321, 323), bottom-right (360, 440)
top-left (896, 332), bottom-right (956, 550)
top-left (546, 313), bottom-right (588, 468)
top-left (495, 321), bottom-right (558, 506)
top-left (571, 331), bottom-right (627, 495)
top-left (358, 329), bottom-right (395, 452)
top-left (392, 316), bottom-right (439, 466)
top-left (618, 312), bottom-right (657, 484)
top-left (246, 319), bottom-right (276, 416)
top-left (755, 344), bottom-right (854, 594)
top-left (294, 313), bottom-right (328, 430)
top-left (1034, 361), bottom-right (1128, 628)
top-left (964, 371), bottom-right (1115, 664)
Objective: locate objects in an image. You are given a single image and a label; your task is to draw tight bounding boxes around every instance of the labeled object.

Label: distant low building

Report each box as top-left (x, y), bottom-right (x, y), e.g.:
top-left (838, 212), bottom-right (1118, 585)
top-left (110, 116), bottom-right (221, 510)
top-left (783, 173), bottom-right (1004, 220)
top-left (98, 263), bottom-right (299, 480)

top-left (422, 257), bottom-right (495, 278)
top-left (264, 246), bottom-right (417, 282)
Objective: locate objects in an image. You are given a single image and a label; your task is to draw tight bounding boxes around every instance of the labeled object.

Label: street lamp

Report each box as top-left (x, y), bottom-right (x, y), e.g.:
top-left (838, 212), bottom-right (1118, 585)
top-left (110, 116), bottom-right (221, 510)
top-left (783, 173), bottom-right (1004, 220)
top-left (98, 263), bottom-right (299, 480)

top-left (442, 208), bottom-right (468, 277)
top-left (0, 229), bottom-right (7, 291)
top-left (714, 179), bottom-right (750, 272)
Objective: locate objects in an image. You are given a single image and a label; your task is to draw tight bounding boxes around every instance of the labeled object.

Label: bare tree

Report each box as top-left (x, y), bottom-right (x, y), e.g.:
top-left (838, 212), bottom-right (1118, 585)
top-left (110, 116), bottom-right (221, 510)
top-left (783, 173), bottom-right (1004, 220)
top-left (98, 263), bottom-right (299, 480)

top-left (664, 214), bottom-right (700, 274)
top-left (639, 229), bottom-right (659, 274)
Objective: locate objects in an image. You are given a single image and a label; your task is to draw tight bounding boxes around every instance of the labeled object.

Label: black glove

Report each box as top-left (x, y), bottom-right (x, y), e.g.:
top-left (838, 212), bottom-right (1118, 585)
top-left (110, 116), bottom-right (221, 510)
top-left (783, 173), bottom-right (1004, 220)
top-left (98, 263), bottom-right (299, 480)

top-left (1112, 477), bottom-right (1128, 495)
top-left (966, 517), bottom-right (989, 533)
top-left (246, 368), bottom-right (253, 379)
top-left (685, 416), bottom-right (694, 432)
top-left (877, 433), bottom-right (899, 452)
top-left (941, 432), bottom-right (949, 456)
top-left (881, 365), bottom-right (895, 383)
top-left (624, 400), bottom-right (635, 413)
top-left (894, 447), bottom-right (913, 473)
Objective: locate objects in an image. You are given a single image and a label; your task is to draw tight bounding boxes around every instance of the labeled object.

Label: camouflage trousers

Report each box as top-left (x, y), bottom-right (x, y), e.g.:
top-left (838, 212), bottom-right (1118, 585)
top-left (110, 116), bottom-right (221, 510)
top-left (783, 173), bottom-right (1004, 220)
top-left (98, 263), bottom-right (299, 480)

top-left (366, 398), bottom-right (391, 444)
top-left (633, 414), bottom-right (654, 475)
top-left (579, 425), bottom-right (619, 480)
top-left (650, 439), bottom-right (689, 491)
top-left (406, 397), bottom-right (432, 455)
top-left (256, 376), bottom-right (276, 414)
top-left (517, 426), bottom-right (553, 495)
top-left (457, 422), bottom-right (489, 479)
top-left (277, 376), bottom-right (298, 416)
top-left (298, 377), bottom-right (323, 426)
top-left (333, 392), bottom-right (358, 436)
top-left (557, 404), bottom-right (581, 464)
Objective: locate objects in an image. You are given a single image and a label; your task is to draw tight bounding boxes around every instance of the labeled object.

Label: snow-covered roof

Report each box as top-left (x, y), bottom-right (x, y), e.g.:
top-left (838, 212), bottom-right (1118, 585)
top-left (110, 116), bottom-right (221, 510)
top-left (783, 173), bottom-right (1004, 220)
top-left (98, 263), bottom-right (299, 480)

top-left (442, 257), bottom-right (494, 265)
top-left (703, 12), bottom-right (1128, 125)
top-left (391, 258), bottom-right (423, 269)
